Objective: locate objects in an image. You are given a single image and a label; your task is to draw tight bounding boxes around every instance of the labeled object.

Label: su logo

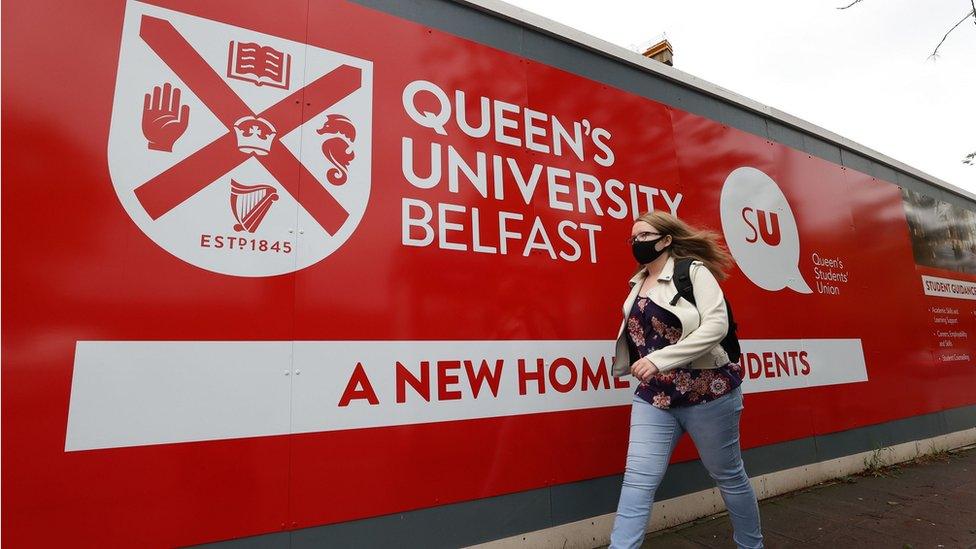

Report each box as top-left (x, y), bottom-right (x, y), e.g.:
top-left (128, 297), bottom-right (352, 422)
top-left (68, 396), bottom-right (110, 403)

top-left (742, 208), bottom-right (782, 246)
top-left (720, 167), bottom-right (812, 293)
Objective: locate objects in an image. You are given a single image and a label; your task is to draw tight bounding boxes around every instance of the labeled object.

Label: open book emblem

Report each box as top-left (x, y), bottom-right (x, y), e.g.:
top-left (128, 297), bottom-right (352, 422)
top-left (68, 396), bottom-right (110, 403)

top-left (226, 40), bottom-right (291, 89)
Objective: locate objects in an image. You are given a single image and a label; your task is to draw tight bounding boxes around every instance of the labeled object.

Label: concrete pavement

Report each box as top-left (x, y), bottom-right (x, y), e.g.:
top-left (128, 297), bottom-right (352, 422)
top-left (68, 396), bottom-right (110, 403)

top-left (608, 445), bottom-right (976, 548)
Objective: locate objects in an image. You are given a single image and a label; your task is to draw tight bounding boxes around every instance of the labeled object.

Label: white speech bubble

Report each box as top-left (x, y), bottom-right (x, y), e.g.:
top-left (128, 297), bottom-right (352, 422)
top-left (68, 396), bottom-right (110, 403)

top-left (720, 167), bottom-right (811, 294)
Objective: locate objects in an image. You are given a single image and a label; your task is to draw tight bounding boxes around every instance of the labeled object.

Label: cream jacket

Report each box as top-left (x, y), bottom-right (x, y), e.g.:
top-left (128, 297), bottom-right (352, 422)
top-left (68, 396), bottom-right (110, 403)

top-left (611, 256), bottom-right (731, 378)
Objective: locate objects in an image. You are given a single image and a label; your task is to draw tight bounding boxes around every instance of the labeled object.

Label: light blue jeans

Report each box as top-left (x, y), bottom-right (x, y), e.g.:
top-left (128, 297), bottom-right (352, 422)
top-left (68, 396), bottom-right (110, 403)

top-left (609, 384), bottom-right (763, 548)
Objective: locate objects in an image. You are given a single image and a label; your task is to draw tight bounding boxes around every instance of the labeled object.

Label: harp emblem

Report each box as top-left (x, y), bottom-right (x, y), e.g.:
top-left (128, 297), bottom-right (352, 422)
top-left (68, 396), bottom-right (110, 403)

top-left (230, 180), bottom-right (279, 233)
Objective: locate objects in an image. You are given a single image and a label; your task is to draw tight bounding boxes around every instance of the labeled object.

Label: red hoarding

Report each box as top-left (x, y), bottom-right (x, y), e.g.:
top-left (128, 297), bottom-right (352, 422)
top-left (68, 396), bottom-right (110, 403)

top-left (3, 0), bottom-right (975, 546)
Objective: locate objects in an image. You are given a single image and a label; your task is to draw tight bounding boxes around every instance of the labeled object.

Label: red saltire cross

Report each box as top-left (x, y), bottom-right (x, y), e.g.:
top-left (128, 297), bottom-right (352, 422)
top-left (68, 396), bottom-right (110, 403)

top-left (135, 15), bottom-right (360, 235)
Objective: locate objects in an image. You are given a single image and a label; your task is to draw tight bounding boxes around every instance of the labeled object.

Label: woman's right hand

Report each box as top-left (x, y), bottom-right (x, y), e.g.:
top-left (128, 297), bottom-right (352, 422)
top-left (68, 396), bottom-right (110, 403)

top-left (630, 357), bottom-right (659, 383)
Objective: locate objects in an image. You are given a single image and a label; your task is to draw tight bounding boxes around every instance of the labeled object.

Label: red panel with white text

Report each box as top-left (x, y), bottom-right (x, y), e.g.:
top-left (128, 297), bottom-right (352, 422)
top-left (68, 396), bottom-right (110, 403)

top-left (3, 0), bottom-right (975, 546)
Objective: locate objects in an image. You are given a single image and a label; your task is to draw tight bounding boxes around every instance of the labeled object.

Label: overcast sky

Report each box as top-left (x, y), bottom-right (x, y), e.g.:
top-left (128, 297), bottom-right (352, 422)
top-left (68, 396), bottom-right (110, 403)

top-left (507, 0), bottom-right (975, 192)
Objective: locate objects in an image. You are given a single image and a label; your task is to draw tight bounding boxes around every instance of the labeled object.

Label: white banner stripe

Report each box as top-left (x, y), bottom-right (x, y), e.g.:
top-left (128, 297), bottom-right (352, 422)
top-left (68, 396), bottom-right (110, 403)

top-left (737, 339), bottom-right (868, 393)
top-left (65, 338), bottom-right (867, 451)
top-left (921, 275), bottom-right (976, 301)
top-left (65, 341), bottom-right (294, 451)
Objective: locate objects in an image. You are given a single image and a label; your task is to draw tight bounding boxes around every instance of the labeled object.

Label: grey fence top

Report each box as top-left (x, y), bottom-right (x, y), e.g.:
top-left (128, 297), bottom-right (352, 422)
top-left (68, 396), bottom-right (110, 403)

top-left (453, 0), bottom-right (975, 203)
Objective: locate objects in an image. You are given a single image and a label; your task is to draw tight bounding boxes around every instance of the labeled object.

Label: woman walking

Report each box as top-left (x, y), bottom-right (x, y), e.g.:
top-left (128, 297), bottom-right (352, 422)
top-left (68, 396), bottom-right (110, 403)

top-left (608, 211), bottom-right (763, 549)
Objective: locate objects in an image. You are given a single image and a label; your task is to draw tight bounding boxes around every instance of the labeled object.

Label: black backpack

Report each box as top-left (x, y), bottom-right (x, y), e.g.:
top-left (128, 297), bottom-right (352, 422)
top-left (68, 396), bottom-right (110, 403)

top-left (668, 258), bottom-right (741, 363)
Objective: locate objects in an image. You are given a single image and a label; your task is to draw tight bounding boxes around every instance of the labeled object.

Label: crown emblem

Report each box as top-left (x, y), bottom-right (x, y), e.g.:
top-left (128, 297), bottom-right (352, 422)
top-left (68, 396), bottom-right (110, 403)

top-left (233, 116), bottom-right (277, 155)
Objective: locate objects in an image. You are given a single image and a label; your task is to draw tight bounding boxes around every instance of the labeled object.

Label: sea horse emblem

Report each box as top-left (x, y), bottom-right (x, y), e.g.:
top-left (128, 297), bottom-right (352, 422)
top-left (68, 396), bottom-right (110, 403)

top-left (316, 114), bottom-right (357, 185)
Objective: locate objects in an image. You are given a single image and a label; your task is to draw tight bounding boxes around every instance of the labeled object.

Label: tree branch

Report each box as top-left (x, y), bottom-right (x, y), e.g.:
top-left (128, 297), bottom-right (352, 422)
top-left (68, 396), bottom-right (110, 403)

top-left (837, 0), bottom-right (864, 9)
top-left (929, 9), bottom-right (976, 59)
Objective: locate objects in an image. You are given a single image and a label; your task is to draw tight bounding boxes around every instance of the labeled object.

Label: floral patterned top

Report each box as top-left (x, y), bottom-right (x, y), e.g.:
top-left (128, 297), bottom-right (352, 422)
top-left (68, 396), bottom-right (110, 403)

top-left (626, 295), bottom-right (743, 409)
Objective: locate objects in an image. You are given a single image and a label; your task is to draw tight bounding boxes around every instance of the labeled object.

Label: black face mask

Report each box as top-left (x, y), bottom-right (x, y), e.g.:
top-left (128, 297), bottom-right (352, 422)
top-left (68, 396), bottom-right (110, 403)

top-left (631, 236), bottom-right (668, 264)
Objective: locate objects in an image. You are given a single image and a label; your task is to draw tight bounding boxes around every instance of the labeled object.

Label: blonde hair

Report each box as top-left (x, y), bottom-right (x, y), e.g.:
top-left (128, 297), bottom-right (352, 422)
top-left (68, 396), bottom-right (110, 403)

top-left (634, 211), bottom-right (734, 281)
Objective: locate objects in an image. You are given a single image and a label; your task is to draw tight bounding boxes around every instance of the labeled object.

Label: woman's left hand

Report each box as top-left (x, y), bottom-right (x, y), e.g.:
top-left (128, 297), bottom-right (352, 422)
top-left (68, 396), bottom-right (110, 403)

top-left (630, 357), bottom-right (659, 382)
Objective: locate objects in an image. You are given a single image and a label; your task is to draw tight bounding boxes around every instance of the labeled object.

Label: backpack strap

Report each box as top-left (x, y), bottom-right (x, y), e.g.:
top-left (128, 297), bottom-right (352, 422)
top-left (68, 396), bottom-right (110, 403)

top-left (669, 258), bottom-right (697, 306)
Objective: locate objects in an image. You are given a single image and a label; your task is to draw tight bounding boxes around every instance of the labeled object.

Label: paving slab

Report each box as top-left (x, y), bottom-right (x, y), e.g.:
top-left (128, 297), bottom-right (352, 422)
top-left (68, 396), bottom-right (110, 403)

top-left (596, 445), bottom-right (976, 548)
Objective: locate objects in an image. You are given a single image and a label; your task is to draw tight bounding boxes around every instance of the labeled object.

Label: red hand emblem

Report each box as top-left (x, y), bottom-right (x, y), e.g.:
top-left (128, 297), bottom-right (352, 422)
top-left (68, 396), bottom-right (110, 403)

top-left (142, 82), bottom-right (190, 152)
